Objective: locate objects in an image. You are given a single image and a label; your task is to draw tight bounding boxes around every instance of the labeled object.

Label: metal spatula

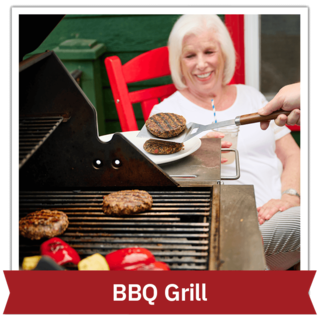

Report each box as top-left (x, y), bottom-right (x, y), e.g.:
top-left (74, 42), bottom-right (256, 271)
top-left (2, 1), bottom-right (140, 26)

top-left (137, 110), bottom-right (291, 143)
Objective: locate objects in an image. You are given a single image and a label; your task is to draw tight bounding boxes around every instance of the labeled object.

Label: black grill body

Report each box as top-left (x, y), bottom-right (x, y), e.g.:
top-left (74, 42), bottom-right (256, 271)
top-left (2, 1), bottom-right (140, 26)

top-left (18, 18), bottom-right (266, 270)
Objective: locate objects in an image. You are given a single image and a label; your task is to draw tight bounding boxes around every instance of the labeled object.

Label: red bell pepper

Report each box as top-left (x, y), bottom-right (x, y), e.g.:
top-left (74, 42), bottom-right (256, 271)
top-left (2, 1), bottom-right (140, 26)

top-left (126, 261), bottom-right (170, 271)
top-left (105, 247), bottom-right (156, 270)
top-left (40, 237), bottom-right (81, 266)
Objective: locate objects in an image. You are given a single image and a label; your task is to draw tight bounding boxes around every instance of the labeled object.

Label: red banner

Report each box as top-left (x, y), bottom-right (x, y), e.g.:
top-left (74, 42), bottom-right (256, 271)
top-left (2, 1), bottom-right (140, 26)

top-left (3, 270), bottom-right (316, 314)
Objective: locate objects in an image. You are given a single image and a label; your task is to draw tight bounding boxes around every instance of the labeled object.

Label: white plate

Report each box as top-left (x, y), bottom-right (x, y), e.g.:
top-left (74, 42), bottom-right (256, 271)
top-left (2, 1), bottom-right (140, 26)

top-left (99, 131), bottom-right (201, 165)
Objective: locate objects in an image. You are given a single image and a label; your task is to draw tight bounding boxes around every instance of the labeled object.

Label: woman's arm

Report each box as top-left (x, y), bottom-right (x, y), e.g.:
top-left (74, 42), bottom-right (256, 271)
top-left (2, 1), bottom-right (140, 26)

top-left (276, 133), bottom-right (300, 196)
top-left (257, 134), bottom-right (300, 225)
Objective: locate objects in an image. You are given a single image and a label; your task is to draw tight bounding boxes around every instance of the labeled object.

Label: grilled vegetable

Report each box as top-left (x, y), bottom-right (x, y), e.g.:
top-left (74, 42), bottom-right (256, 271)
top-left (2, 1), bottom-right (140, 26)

top-left (126, 261), bottom-right (170, 271)
top-left (40, 237), bottom-right (81, 266)
top-left (78, 253), bottom-right (110, 271)
top-left (22, 256), bottom-right (42, 270)
top-left (105, 247), bottom-right (156, 270)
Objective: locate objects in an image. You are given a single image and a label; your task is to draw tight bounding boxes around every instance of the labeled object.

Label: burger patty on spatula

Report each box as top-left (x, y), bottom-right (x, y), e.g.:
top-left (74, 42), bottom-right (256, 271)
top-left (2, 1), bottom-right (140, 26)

top-left (145, 113), bottom-right (186, 138)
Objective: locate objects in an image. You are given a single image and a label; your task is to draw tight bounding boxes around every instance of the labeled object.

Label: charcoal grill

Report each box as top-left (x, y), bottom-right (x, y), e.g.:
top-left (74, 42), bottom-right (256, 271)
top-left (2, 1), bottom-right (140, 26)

top-left (19, 15), bottom-right (266, 270)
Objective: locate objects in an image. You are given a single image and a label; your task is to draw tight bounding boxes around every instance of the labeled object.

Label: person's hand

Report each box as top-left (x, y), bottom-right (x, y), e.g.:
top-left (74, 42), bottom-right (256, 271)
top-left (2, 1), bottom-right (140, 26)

top-left (201, 131), bottom-right (232, 163)
top-left (258, 83), bottom-right (300, 130)
top-left (257, 194), bottom-right (300, 225)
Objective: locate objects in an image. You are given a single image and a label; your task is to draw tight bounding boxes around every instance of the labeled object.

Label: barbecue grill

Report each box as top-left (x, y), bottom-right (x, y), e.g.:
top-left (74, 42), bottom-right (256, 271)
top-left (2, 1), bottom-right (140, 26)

top-left (19, 15), bottom-right (266, 270)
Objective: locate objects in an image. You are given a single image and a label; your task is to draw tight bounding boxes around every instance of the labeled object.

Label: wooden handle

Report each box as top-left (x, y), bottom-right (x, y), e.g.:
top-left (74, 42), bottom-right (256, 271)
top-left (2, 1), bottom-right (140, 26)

top-left (239, 110), bottom-right (291, 125)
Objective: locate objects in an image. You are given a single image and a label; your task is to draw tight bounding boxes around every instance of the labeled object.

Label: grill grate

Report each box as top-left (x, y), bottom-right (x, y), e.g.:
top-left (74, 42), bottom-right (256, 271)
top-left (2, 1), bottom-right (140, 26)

top-left (19, 117), bottom-right (63, 168)
top-left (19, 189), bottom-right (213, 270)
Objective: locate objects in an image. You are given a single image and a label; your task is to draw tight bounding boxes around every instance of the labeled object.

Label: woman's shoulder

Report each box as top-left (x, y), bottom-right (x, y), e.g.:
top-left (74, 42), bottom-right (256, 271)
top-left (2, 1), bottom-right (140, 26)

top-left (235, 84), bottom-right (268, 108)
top-left (150, 91), bottom-right (182, 115)
top-left (161, 90), bottom-right (181, 103)
top-left (236, 84), bottom-right (263, 95)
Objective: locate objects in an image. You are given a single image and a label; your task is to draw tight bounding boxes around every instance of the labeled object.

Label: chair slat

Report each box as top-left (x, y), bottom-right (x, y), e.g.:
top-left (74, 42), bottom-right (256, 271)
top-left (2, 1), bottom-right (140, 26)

top-left (122, 47), bottom-right (171, 84)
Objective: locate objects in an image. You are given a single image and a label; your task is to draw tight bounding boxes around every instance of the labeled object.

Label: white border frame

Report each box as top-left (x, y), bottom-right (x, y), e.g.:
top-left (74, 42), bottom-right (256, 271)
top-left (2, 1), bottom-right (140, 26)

top-left (12, 7), bottom-right (308, 272)
top-left (245, 14), bottom-right (260, 91)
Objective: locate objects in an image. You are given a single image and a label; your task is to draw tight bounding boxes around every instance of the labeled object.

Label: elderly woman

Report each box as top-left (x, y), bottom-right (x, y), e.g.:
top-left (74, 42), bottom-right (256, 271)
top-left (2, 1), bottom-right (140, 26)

top-left (150, 14), bottom-right (300, 270)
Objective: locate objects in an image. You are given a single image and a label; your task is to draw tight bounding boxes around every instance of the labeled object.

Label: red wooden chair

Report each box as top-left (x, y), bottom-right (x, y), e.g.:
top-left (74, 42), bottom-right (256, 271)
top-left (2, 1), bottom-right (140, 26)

top-left (104, 15), bottom-right (299, 133)
top-left (104, 46), bottom-right (176, 132)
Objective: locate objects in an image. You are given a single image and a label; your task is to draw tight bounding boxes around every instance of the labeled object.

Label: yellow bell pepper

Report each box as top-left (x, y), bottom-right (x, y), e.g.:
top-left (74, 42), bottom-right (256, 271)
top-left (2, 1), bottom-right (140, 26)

top-left (22, 256), bottom-right (42, 270)
top-left (78, 253), bottom-right (110, 270)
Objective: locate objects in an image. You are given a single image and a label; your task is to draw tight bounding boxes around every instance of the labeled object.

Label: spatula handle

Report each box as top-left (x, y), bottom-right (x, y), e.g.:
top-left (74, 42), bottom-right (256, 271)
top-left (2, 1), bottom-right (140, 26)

top-left (237, 110), bottom-right (291, 125)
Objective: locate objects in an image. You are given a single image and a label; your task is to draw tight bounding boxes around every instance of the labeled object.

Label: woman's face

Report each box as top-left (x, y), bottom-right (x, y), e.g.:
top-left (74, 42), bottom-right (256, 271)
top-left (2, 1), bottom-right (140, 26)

top-left (180, 30), bottom-right (225, 97)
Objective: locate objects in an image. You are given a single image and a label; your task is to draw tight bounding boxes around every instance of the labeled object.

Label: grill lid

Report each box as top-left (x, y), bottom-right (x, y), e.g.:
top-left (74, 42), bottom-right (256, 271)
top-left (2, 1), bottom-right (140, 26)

top-left (19, 52), bottom-right (178, 189)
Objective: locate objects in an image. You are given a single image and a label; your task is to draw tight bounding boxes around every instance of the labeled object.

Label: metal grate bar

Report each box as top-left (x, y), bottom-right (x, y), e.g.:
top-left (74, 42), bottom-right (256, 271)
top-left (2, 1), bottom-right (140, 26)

top-left (56, 237), bottom-right (210, 245)
top-left (20, 191), bottom-right (211, 195)
top-left (19, 197), bottom-right (210, 203)
top-left (66, 221), bottom-right (209, 227)
top-left (66, 227), bottom-right (209, 232)
top-left (61, 232), bottom-right (209, 238)
top-left (19, 117), bottom-right (63, 169)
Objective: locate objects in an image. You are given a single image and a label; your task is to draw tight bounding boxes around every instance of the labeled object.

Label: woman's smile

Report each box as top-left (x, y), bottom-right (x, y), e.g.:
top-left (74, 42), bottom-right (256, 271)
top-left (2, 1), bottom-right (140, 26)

top-left (195, 71), bottom-right (213, 80)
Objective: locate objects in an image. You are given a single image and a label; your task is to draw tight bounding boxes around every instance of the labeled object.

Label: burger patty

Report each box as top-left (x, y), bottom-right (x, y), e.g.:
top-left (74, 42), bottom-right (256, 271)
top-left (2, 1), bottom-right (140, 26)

top-left (145, 113), bottom-right (186, 138)
top-left (103, 190), bottom-right (153, 216)
top-left (143, 139), bottom-right (184, 155)
top-left (19, 210), bottom-right (69, 240)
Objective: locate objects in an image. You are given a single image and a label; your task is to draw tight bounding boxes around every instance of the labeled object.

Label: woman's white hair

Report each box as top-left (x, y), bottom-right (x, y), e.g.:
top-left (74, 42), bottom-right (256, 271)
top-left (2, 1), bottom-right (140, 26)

top-left (168, 14), bottom-right (236, 90)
